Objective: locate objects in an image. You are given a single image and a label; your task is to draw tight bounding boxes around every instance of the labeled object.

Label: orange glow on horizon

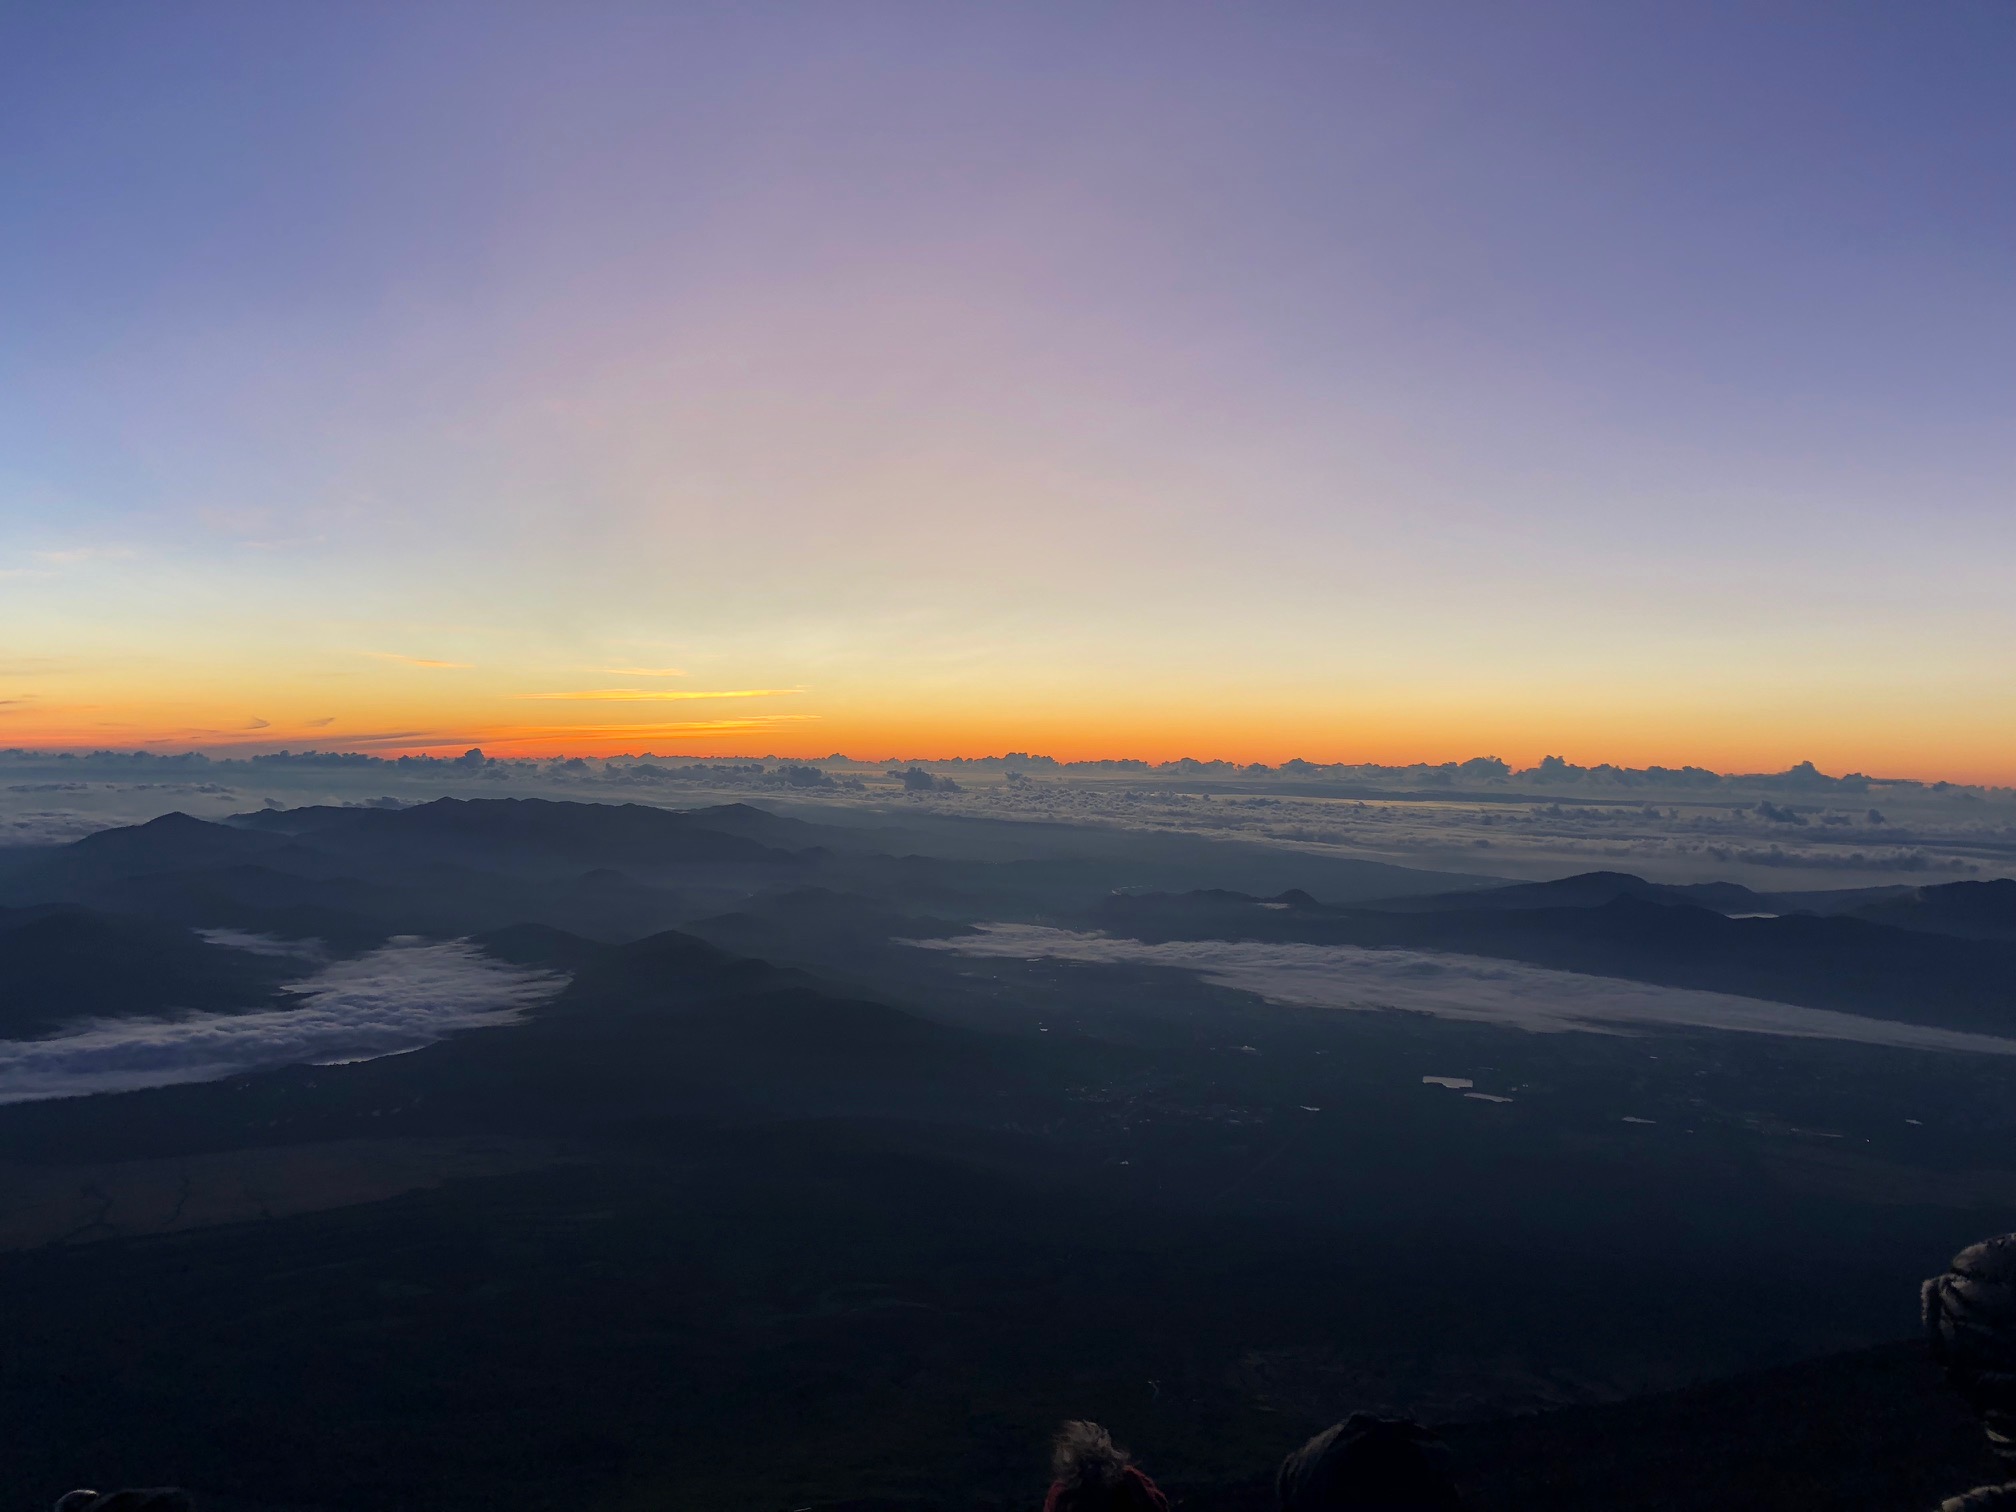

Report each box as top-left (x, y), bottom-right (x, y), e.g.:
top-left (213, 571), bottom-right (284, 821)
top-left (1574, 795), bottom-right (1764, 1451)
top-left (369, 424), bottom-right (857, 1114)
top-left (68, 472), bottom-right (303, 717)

top-left (4, 651), bottom-right (2012, 787)
top-left (3, 712), bottom-right (2008, 787)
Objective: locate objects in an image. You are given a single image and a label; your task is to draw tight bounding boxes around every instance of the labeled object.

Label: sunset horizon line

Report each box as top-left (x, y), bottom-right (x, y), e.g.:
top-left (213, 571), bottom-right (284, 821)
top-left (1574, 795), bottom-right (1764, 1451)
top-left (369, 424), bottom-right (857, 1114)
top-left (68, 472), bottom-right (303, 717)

top-left (3, 742), bottom-right (2007, 793)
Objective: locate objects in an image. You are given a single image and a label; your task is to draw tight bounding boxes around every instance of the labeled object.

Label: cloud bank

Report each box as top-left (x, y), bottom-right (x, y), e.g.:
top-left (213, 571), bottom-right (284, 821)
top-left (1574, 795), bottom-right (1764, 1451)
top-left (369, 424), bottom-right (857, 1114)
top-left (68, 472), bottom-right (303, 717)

top-left (0, 938), bottom-right (564, 1105)
top-left (918, 925), bottom-right (2016, 1057)
top-left (1, 748), bottom-right (2009, 890)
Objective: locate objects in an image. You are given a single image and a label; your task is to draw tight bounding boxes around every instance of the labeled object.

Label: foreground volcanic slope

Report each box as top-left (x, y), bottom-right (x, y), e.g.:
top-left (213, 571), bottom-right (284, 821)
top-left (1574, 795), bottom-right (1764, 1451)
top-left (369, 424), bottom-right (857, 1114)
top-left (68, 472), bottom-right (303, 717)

top-left (0, 798), bottom-right (2012, 1511)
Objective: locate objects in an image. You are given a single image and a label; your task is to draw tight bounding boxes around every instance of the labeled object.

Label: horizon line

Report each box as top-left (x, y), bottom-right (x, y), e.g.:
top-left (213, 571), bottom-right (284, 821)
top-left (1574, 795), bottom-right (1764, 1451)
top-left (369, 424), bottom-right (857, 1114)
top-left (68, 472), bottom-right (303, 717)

top-left (0, 744), bottom-right (2006, 794)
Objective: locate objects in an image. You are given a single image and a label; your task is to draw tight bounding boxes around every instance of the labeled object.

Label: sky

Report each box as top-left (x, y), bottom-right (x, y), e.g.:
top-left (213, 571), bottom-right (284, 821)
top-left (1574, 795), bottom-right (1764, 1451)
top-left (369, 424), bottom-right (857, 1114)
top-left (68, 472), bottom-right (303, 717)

top-left (2, 2), bottom-right (2012, 777)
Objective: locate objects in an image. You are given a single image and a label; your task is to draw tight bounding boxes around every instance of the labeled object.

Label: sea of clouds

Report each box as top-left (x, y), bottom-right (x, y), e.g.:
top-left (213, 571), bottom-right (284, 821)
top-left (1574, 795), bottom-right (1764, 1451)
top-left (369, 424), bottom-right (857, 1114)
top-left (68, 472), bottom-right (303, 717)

top-left (0, 937), bottom-right (565, 1104)
top-left (3, 748), bottom-right (2013, 890)
top-left (918, 924), bottom-right (2016, 1057)
top-left (886, 783), bottom-right (2016, 887)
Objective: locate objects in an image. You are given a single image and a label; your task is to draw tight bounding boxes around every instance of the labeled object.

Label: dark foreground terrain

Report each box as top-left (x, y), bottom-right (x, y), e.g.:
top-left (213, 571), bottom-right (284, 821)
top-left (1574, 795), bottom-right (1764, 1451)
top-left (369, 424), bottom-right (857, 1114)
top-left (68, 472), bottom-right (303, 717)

top-left (0, 1123), bottom-right (1999, 1512)
top-left (0, 797), bottom-right (2012, 1510)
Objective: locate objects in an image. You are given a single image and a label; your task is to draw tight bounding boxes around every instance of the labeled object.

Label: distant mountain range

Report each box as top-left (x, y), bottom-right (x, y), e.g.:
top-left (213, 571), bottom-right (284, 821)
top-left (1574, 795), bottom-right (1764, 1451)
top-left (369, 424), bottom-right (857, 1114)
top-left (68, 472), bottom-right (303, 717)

top-left (0, 903), bottom-right (295, 1037)
top-left (1350, 868), bottom-right (2016, 938)
top-left (0, 797), bottom-right (1482, 1035)
top-left (1352, 868), bottom-right (1914, 918)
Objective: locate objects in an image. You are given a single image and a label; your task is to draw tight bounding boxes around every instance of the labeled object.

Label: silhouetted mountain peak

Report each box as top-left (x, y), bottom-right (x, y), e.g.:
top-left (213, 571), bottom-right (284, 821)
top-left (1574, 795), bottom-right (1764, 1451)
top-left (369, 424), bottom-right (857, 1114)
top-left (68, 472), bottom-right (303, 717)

top-left (1505, 871), bottom-right (1660, 900)
top-left (232, 795), bottom-right (798, 868)
top-left (1363, 870), bottom-right (1776, 916)
top-left (123, 811), bottom-right (213, 835)
top-left (41, 812), bottom-right (282, 883)
top-left (689, 801), bottom-right (768, 824)
top-left (470, 922), bottom-right (605, 971)
top-left (76, 810), bottom-right (245, 849)
top-left (553, 927), bottom-right (805, 1015)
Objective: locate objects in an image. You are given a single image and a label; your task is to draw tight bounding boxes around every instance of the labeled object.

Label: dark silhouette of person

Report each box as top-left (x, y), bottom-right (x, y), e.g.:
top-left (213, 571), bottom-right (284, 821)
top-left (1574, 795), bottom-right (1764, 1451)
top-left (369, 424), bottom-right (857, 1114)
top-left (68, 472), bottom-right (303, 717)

top-left (54, 1493), bottom-right (193, 1512)
top-left (1926, 1234), bottom-right (2016, 1511)
top-left (1275, 1413), bottom-right (1464, 1510)
top-left (1043, 1420), bottom-right (1170, 1512)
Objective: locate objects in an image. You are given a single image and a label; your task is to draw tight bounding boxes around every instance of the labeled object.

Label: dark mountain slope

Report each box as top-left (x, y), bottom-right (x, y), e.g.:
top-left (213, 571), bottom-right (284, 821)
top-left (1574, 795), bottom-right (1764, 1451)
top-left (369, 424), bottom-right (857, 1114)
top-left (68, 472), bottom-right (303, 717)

top-left (0, 907), bottom-right (295, 1037)
top-left (0, 928), bottom-right (1048, 1163)
top-left (66, 811), bottom-right (281, 869)
top-left (6, 800), bottom-right (1490, 954)
top-left (1199, 1340), bottom-right (1994, 1512)
top-left (688, 886), bottom-right (967, 961)
top-left (672, 800), bottom-right (850, 849)
top-left (469, 921), bottom-right (607, 971)
top-left (229, 796), bottom-right (797, 868)
top-left (0, 1126), bottom-right (1991, 1512)
top-left (1361, 870), bottom-right (1765, 914)
top-left (78, 863), bottom-right (401, 946)
top-left (439, 929), bottom-right (1026, 1121)
top-left (1363, 869), bottom-right (1911, 917)
top-left (0, 813), bottom-right (288, 902)
top-left (6, 803), bottom-right (798, 943)
top-left (79, 857), bottom-right (706, 946)
top-left (1849, 878), bottom-right (2016, 942)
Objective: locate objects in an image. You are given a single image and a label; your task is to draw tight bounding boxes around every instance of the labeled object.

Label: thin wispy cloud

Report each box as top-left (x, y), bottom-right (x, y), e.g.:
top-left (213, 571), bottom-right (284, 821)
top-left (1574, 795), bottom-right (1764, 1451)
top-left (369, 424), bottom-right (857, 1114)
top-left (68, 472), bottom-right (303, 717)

top-left (602, 667), bottom-right (688, 678)
top-left (233, 534), bottom-right (328, 551)
top-left (482, 716), bottom-right (817, 743)
top-left (144, 726), bottom-right (439, 751)
top-left (0, 546), bottom-right (137, 581)
top-left (521, 688), bottom-right (803, 702)
top-left (323, 729), bottom-right (441, 747)
top-left (196, 929), bottom-right (326, 961)
top-left (0, 549), bottom-right (127, 580)
top-left (0, 810), bottom-right (121, 846)
top-left (195, 506), bottom-right (325, 551)
top-left (366, 653), bottom-right (473, 669)
top-left (35, 545), bottom-right (135, 567)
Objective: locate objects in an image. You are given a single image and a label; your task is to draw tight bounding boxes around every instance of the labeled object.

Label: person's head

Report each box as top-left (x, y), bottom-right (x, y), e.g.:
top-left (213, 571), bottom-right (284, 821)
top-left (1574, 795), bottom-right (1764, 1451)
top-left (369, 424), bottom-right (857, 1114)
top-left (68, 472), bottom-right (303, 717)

top-left (1275, 1414), bottom-right (1463, 1511)
top-left (1044, 1421), bottom-right (1169, 1512)
top-left (1925, 1233), bottom-right (2016, 1466)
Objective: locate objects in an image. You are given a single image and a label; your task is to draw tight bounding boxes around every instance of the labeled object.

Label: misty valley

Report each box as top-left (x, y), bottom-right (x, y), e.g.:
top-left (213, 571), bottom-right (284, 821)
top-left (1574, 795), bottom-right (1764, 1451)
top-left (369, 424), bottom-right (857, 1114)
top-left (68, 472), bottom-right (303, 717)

top-left (0, 792), bottom-right (2011, 1510)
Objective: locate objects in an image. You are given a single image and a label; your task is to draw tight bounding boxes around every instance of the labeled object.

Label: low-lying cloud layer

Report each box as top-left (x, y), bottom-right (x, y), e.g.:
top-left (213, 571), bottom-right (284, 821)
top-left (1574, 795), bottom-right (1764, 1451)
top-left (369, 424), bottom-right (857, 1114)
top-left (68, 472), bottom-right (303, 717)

top-left (0, 938), bottom-right (563, 1105)
top-left (2, 749), bottom-right (2011, 889)
top-left (920, 925), bottom-right (2016, 1057)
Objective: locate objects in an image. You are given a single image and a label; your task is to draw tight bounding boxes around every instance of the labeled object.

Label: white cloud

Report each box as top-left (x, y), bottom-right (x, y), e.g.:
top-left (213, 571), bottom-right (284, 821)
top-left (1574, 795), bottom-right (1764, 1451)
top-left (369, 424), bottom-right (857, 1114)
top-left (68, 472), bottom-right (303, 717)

top-left (0, 808), bottom-right (117, 846)
top-left (0, 938), bottom-right (564, 1104)
top-left (917, 925), bottom-right (2016, 1057)
top-left (194, 928), bottom-right (327, 961)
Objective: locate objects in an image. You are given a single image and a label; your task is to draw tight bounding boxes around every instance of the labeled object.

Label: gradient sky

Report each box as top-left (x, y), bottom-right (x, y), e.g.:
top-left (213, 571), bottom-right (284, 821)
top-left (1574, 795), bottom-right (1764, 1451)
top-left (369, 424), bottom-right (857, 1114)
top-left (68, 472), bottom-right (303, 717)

top-left (3, 2), bottom-right (2012, 776)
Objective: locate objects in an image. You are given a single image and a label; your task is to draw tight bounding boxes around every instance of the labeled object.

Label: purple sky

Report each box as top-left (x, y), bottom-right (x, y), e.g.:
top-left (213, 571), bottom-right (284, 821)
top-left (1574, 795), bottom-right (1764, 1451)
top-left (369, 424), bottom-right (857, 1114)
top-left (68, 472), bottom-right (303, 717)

top-left (2, 3), bottom-right (2012, 773)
